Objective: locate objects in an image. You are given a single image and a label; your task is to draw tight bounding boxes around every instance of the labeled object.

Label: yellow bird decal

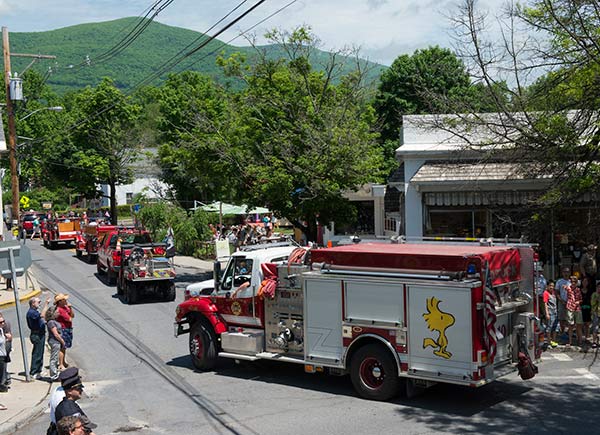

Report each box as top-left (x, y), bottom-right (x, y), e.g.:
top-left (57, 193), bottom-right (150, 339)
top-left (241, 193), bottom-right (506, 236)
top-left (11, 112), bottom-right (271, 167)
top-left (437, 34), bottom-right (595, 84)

top-left (422, 297), bottom-right (455, 359)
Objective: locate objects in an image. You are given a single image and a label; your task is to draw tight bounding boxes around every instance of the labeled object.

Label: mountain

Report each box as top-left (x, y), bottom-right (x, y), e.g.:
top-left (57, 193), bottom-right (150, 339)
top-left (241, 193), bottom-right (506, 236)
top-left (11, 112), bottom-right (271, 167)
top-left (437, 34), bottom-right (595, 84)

top-left (9, 17), bottom-right (386, 94)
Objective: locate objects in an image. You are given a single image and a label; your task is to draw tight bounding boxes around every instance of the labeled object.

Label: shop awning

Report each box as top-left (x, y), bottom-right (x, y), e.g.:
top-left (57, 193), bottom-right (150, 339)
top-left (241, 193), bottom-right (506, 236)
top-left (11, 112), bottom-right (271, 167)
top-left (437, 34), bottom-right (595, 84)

top-left (410, 163), bottom-right (552, 192)
top-left (200, 202), bottom-right (270, 215)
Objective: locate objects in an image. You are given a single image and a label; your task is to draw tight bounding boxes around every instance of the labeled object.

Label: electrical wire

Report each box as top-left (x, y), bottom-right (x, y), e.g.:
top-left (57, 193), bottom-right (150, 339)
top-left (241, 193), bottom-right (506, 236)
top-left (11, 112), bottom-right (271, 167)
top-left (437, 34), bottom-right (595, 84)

top-left (177, 0), bottom-right (298, 73)
top-left (27, 0), bottom-right (298, 169)
top-left (67, 0), bottom-right (176, 71)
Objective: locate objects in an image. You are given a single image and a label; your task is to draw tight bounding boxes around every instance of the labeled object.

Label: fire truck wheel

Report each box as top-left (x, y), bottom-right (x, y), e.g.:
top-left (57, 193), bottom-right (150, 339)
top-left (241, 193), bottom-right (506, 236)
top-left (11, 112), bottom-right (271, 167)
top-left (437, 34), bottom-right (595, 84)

top-left (43, 238), bottom-right (48, 248)
top-left (107, 268), bottom-right (116, 285)
top-left (97, 262), bottom-right (104, 275)
top-left (126, 282), bottom-right (139, 304)
top-left (50, 241), bottom-right (57, 250)
top-left (189, 320), bottom-right (217, 371)
top-left (350, 344), bottom-right (400, 401)
top-left (165, 283), bottom-right (176, 301)
top-left (76, 249), bottom-right (82, 258)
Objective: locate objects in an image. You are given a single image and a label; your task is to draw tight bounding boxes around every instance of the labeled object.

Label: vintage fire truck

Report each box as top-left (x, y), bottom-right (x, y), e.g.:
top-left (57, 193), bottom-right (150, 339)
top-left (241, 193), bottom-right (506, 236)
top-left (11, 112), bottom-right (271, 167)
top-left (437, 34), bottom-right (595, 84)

top-left (116, 242), bottom-right (176, 304)
top-left (75, 223), bottom-right (117, 262)
top-left (42, 217), bottom-right (81, 249)
top-left (175, 240), bottom-right (541, 401)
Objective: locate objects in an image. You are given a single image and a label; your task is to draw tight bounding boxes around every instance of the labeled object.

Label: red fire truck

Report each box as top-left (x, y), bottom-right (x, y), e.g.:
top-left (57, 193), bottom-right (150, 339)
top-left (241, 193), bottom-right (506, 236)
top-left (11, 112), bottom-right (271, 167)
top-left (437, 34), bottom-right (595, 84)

top-left (42, 218), bottom-right (81, 249)
top-left (75, 223), bottom-right (118, 263)
top-left (174, 240), bottom-right (541, 401)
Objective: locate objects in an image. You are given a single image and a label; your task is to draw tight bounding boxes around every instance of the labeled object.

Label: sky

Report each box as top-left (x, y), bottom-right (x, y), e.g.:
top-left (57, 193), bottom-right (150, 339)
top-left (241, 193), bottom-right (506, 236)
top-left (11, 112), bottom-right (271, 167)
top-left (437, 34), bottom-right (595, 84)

top-left (0, 0), bottom-right (505, 66)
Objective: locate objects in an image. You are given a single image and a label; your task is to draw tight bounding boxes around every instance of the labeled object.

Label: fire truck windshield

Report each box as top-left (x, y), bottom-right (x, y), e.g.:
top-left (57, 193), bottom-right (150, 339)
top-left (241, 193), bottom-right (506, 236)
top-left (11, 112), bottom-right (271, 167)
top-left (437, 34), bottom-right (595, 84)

top-left (220, 257), bottom-right (254, 291)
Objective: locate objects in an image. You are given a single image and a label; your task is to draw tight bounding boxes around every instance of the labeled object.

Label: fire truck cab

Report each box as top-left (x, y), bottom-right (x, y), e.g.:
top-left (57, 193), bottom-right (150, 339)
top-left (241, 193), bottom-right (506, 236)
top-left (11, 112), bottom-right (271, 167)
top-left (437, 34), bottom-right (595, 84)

top-left (175, 240), bottom-right (540, 401)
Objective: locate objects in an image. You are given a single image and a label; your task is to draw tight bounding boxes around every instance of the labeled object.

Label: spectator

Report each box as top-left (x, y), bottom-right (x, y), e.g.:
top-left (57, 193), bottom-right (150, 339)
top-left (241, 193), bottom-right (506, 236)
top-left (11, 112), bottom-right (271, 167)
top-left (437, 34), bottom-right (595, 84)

top-left (566, 276), bottom-right (584, 346)
top-left (54, 293), bottom-right (75, 370)
top-left (555, 267), bottom-right (571, 341)
top-left (591, 282), bottom-right (600, 348)
top-left (543, 281), bottom-right (559, 347)
top-left (57, 415), bottom-right (85, 435)
top-left (581, 276), bottom-right (593, 341)
top-left (580, 244), bottom-right (597, 289)
top-left (54, 369), bottom-right (97, 435)
top-left (0, 314), bottom-right (8, 393)
top-left (27, 296), bottom-right (50, 379)
top-left (31, 215), bottom-right (41, 240)
top-left (46, 306), bottom-right (65, 381)
top-left (0, 313), bottom-right (12, 390)
top-left (48, 367), bottom-right (79, 431)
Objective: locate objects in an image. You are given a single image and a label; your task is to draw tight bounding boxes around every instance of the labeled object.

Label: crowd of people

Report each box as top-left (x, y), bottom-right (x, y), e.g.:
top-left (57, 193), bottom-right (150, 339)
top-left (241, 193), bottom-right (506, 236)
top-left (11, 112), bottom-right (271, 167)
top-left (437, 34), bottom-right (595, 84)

top-left (210, 214), bottom-right (281, 249)
top-left (539, 244), bottom-right (600, 348)
top-left (22, 292), bottom-right (94, 434)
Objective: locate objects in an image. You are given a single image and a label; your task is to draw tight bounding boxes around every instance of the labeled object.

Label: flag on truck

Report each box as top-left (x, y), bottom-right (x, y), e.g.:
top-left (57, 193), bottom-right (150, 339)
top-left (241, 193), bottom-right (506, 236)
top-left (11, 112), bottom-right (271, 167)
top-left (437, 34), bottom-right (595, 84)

top-left (483, 261), bottom-right (498, 363)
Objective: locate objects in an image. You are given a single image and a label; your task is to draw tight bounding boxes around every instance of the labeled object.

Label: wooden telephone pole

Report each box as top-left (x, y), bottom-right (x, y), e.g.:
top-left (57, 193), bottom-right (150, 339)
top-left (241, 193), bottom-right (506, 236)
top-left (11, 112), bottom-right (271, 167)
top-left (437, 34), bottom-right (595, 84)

top-left (2, 27), bottom-right (55, 229)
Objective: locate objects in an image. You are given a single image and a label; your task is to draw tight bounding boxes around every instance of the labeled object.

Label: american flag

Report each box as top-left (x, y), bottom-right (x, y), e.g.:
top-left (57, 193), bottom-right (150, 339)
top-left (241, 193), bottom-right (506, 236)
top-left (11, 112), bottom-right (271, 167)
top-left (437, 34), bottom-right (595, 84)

top-left (483, 261), bottom-right (498, 363)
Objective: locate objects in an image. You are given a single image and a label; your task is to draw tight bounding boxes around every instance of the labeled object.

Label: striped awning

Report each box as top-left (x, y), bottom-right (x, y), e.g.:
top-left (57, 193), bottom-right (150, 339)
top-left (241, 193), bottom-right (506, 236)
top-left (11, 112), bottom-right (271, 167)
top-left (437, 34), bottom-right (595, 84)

top-left (424, 191), bottom-right (541, 206)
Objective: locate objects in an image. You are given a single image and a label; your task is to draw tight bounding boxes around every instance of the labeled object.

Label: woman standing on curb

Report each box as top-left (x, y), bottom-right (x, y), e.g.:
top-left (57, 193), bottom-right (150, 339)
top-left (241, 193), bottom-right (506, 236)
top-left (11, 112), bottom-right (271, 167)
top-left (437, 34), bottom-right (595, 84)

top-left (46, 306), bottom-right (66, 380)
top-left (0, 313), bottom-right (8, 410)
top-left (54, 293), bottom-right (74, 370)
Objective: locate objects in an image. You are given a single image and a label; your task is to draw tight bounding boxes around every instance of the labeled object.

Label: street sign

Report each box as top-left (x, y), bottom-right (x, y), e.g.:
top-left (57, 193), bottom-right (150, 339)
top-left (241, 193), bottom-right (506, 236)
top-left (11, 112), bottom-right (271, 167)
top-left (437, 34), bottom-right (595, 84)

top-left (0, 240), bottom-right (32, 278)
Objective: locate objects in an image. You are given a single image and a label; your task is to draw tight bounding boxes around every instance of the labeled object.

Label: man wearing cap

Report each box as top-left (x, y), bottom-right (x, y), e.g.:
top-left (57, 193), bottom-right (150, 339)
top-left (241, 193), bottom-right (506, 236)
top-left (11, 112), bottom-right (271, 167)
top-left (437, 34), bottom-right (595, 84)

top-left (27, 296), bottom-right (50, 378)
top-left (52, 368), bottom-right (96, 435)
top-left (54, 293), bottom-right (75, 370)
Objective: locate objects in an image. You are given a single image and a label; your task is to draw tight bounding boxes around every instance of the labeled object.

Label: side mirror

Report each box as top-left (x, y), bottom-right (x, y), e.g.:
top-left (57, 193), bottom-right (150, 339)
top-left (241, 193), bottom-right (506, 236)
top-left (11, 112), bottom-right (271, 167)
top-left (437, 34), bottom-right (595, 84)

top-left (213, 260), bottom-right (221, 292)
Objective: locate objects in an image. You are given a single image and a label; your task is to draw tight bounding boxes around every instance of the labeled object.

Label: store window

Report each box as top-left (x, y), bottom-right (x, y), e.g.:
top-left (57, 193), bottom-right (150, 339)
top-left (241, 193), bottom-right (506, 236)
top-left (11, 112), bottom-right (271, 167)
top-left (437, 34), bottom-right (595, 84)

top-left (126, 192), bottom-right (133, 204)
top-left (425, 209), bottom-right (487, 238)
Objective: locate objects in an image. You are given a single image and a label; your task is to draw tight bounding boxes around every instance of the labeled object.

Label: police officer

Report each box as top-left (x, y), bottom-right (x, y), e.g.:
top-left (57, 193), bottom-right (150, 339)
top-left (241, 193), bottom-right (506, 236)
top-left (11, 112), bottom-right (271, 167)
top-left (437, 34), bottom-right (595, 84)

top-left (49, 368), bottom-right (96, 435)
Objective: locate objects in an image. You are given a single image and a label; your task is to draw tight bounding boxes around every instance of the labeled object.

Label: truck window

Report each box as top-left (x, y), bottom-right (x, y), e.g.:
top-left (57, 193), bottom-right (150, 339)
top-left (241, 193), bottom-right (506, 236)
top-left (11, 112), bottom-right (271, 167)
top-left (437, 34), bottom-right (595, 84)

top-left (220, 257), bottom-right (254, 291)
top-left (109, 234), bottom-right (118, 247)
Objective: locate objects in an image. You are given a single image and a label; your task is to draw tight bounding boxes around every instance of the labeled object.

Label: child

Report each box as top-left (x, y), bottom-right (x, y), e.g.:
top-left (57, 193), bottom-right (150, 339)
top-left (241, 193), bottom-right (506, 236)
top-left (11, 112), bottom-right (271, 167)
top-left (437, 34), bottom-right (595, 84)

top-left (543, 281), bottom-right (559, 347)
top-left (591, 283), bottom-right (600, 348)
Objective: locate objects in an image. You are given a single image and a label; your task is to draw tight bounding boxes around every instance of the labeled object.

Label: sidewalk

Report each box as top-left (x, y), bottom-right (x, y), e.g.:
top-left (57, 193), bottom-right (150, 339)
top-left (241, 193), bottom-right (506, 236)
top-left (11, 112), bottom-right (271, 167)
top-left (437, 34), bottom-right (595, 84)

top-left (0, 270), bottom-right (52, 434)
top-left (172, 255), bottom-right (214, 271)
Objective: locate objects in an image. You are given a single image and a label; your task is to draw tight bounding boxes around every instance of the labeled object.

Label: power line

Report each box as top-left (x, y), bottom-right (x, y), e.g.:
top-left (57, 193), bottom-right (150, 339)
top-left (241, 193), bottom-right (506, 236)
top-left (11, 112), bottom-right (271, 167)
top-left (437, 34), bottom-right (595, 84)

top-left (24, 1), bottom-right (268, 149)
top-left (178, 0), bottom-right (299, 73)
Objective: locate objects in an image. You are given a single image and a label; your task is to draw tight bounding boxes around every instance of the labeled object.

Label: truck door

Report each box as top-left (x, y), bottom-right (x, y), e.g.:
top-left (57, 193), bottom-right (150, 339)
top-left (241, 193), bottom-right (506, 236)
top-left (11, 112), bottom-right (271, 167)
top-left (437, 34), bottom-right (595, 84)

top-left (215, 256), bottom-right (261, 327)
top-left (407, 285), bottom-right (475, 380)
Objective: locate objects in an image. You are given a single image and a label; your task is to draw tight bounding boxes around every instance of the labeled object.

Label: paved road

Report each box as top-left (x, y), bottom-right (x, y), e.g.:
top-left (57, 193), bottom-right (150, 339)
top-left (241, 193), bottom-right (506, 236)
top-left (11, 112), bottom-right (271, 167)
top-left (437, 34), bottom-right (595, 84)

top-left (14, 242), bottom-right (600, 435)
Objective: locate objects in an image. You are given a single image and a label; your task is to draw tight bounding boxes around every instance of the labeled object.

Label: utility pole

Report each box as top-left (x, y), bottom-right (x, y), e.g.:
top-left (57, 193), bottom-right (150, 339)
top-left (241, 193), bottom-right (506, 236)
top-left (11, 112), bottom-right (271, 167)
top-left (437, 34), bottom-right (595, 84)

top-left (2, 27), bottom-right (55, 228)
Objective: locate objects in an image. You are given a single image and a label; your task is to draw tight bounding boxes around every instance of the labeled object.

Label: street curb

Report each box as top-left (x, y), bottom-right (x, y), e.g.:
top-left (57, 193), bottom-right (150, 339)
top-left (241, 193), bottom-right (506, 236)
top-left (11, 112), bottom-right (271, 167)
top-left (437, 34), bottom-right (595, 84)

top-left (0, 288), bottom-right (41, 309)
top-left (0, 382), bottom-right (52, 435)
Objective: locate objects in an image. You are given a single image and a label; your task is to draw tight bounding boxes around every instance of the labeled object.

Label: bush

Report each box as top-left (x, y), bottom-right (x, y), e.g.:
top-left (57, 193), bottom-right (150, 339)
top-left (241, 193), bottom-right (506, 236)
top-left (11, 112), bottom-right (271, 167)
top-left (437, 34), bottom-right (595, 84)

top-left (137, 202), bottom-right (213, 256)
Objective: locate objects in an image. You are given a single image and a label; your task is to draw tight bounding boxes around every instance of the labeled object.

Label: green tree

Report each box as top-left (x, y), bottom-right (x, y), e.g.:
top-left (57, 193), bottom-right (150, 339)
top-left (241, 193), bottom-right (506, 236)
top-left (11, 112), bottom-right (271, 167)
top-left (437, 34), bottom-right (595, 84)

top-left (137, 202), bottom-right (212, 255)
top-left (153, 71), bottom-right (233, 203)
top-left (442, 0), bottom-right (600, 204)
top-left (219, 27), bottom-right (387, 240)
top-left (372, 46), bottom-right (503, 153)
top-left (69, 78), bottom-right (141, 222)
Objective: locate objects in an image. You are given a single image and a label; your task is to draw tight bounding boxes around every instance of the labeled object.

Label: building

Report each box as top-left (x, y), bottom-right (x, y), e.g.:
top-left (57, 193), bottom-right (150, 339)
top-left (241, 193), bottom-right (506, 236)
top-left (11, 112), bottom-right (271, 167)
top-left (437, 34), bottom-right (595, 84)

top-left (395, 114), bottom-right (600, 278)
top-left (99, 148), bottom-right (171, 207)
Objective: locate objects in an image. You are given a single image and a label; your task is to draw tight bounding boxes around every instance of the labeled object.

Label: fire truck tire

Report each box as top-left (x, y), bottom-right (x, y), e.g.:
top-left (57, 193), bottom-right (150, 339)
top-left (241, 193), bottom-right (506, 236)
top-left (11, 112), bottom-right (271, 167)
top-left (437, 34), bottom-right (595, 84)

top-left (97, 262), bottom-right (104, 275)
top-left (76, 249), bottom-right (82, 258)
top-left (165, 283), bottom-right (176, 301)
top-left (107, 268), bottom-right (116, 285)
top-left (50, 241), bottom-right (57, 250)
top-left (350, 344), bottom-right (400, 401)
top-left (125, 282), bottom-right (139, 304)
top-left (189, 320), bottom-right (217, 371)
top-left (43, 238), bottom-right (48, 248)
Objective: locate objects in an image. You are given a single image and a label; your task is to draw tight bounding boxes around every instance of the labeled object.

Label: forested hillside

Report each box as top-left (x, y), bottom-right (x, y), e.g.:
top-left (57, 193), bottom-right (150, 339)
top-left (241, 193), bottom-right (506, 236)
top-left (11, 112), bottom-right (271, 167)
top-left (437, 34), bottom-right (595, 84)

top-left (9, 17), bottom-right (386, 94)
